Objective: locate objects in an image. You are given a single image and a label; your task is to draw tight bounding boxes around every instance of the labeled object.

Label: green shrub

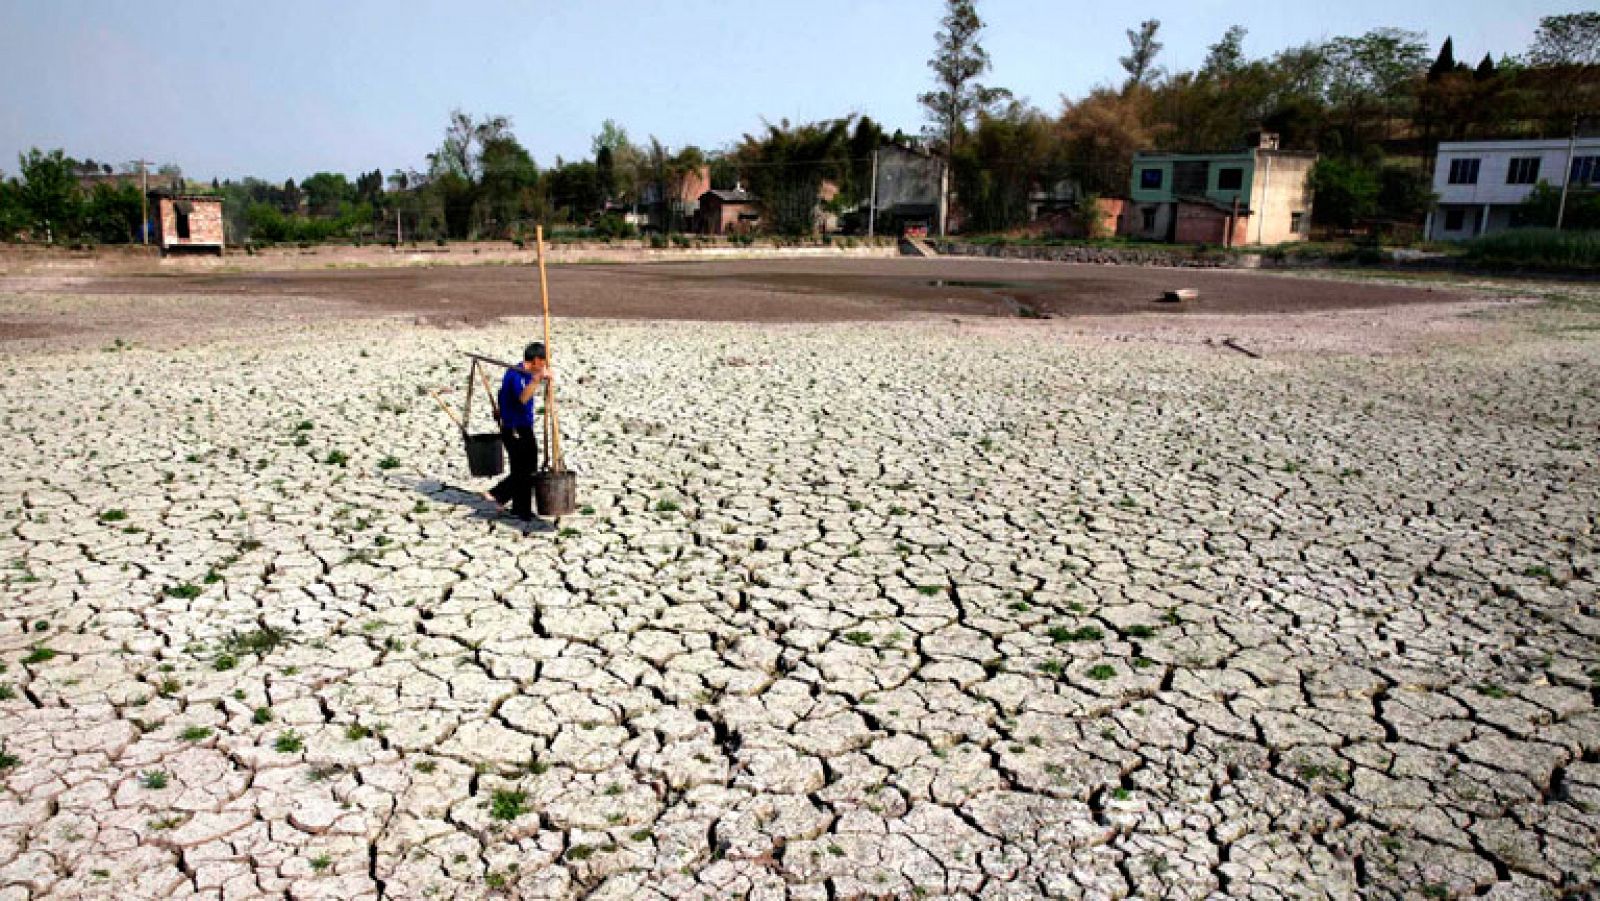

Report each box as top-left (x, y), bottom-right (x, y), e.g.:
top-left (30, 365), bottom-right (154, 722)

top-left (592, 214), bottom-right (636, 240)
top-left (1463, 229), bottom-right (1600, 271)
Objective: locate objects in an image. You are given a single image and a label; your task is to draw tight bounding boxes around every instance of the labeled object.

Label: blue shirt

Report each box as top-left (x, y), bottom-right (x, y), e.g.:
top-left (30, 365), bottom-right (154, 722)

top-left (499, 368), bottom-right (537, 429)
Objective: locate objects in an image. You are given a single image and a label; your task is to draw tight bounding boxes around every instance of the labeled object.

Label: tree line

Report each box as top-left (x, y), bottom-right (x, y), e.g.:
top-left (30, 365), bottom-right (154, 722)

top-left (2, 7), bottom-right (1595, 245)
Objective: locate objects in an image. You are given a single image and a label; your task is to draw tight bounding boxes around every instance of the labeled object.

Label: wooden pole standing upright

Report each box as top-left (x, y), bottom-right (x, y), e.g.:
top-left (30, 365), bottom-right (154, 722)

top-left (535, 225), bottom-right (564, 471)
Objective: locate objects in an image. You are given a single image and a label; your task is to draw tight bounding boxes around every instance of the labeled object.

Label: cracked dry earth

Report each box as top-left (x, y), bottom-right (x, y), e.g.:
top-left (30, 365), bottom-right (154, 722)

top-left (1, 303), bottom-right (1599, 901)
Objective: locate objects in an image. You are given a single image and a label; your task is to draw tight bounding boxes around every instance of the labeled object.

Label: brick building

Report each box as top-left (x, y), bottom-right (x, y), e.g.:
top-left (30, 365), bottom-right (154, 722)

top-left (149, 192), bottom-right (225, 255)
top-left (697, 187), bottom-right (761, 235)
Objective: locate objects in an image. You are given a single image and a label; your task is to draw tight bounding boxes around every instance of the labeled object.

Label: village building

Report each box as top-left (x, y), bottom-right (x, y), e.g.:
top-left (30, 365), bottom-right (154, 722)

top-left (1120, 133), bottom-right (1315, 246)
top-left (639, 166), bottom-right (712, 232)
top-left (148, 191), bottom-right (225, 255)
top-left (867, 142), bottom-right (944, 236)
top-left (696, 185), bottom-right (761, 235)
top-left (1425, 137), bottom-right (1600, 240)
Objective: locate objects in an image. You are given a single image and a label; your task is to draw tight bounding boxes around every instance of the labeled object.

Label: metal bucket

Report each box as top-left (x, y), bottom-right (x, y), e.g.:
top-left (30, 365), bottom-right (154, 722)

top-left (463, 433), bottom-right (504, 477)
top-left (533, 470), bottom-right (578, 517)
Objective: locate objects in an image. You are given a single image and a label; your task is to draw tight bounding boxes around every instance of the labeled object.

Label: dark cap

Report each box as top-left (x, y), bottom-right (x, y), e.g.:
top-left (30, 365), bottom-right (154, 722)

top-left (523, 342), bottom-right (547, 361)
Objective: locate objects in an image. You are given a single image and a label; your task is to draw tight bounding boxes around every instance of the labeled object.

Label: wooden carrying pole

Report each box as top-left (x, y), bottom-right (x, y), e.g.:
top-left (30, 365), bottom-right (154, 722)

top-left (535, 225), bottom-right (565, 471)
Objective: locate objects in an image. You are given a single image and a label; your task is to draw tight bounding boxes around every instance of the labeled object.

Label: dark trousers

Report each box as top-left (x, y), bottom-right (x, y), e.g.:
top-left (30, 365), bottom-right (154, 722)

top-left (490, 425), bottom-right (539, 517)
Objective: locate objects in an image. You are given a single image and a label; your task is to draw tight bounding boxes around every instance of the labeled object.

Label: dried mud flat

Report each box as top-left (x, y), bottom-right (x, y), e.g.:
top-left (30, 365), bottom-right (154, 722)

top-left (0, 272), bottom-right (1598, 900)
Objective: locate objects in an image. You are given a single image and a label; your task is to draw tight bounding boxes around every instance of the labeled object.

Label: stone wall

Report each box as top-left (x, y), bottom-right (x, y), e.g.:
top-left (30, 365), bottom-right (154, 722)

top-left (933, 240), bottom-right (1249, 268)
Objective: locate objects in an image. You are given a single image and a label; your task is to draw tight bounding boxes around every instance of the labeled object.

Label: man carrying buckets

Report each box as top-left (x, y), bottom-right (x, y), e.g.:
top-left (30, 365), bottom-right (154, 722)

top-left (485, 342), bottom-right (552, 520)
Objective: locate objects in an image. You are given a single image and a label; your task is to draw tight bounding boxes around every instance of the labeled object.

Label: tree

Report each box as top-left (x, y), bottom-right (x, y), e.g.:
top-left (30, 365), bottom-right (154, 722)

top-left (17, 148), bottom-right (81, 241)
top-left (1428, 37), bottom-right (1456, 80)
top-left (1308, 157), bottom-right (1379, 228)
top-left (84, 181), bottom-right (143, 243)
top-left (734, 117), bottom-right (856, 235)
top-left (1527, 12), bottom-right (1600, 67)
top-left (953, 101), bottom-right (1059, 232)
top-left (1120, 20), bottom-right (1164, 90)
top-left (1057, 88), bottom-right (1156, 196)
top-left (300, 172), bottom-right (353, 217)
top-left (0, 177), bottom-right (26, 239)
top-left (1202, 26), bottom-right (1246, 80)
top-left (918, 0), bottom-right (1010, 154)
top-left (1474, 53), bottom-right (1497, 80)
top-left (591, 120), bottom-right (642, 202)
top-left (479, 134), bottom-right (540, 233)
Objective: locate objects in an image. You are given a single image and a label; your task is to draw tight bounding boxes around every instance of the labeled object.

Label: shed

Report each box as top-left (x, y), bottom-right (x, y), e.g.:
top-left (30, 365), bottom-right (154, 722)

top-left (149, 192), bottom-right (225, 255)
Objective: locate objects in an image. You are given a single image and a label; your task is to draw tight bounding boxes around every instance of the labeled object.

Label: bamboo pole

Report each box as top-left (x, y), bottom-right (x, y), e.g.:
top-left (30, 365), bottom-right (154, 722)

top-left (427, 390), bottom-right (464, 430)
top-left (463, 360), bottom-right (477, 432)
top-left (535, 225), bottom-right (565, 471)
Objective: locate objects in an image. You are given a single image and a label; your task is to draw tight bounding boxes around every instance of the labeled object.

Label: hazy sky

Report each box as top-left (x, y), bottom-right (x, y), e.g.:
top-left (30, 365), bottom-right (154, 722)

top-left (0, 0), bottom-right (1582, 182)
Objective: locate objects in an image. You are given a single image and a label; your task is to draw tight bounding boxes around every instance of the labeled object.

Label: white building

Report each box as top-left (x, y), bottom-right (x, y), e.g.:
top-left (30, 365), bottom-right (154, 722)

top-left (1426, 137), bottom-right (1600, 240)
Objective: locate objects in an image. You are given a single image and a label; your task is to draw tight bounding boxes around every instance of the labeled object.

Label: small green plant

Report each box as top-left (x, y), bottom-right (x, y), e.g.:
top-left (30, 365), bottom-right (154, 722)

top-left (274, 729), bottom-right (304, 753)
top-left (22, 646), bottom-right (55, 665)
top-left (491, 789), bottom-right (527, 821)
top-left (309, 853), bottom-right (332, 872)
top-left (0, 747), bottom-right (18, 770)
top-left (140, 770), bottom-right (169, 789)
top-left (345, 723), bottom-right (371, 741)
top-left (415, 759), bottom-right (437, 774)
top-left (566, 844), bottom-right (594, 861)
top-left (165, 583), bottom-right (202, 599)
top-left (252, 706), bottom-right (272, 725)
top-left (916, 585), bottom-right (942, 596)
top-left (225, 627), bottom-right (286, 657)
top-left (0, 684), bottom-right (14, 700)
top-left (377, 455), bottom-right (400, 470)
top-left (1086, 664), bottom-right (1117, 681)
top-left (1038, 659), bottom-right (1064, 676)
top-left (295, 421), bottom-right (314, 431)
top-left (844, 631), bottom-right (873, 646)
top-left (1124, 625), bottom-right (1157, 638)
top-left (1048, 625), bottom-right (1104, 643)
top-left (99, 509), bottom-right (128, 522)
top-left (654, 499), bottom-right (680, 513)
top-left (213, 654), bottom-right (237, 672)
top-left (179, 725), bottom-right (212, 742)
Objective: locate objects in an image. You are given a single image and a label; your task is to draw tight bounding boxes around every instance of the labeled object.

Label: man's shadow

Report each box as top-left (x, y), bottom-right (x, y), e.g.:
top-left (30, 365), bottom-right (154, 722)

top-left (400, 475), bottom-right (557, 534)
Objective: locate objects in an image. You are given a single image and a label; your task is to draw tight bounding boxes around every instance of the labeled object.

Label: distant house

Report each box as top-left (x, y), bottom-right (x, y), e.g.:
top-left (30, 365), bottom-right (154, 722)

top-left (148, 192), bottom-right (225, 255)
top-left (868, 142), bottom-right (943, 236)
top-left (1120, 133), bottom-right (1315, 246)
top-left (697, 186), bottom-right (761, 235)
top-left (640, 166), bottom-right (712, 231)
top-left (1426, 137), bottom-right (1600, 240)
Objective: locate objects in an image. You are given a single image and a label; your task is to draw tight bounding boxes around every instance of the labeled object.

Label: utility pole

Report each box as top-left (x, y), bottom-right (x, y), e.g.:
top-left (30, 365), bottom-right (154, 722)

top-left (867, 147), bottom-right (878, 238)
top-left (937, 157), bottom-right (949, 239)
top-left (134, 159), bottom-right (154, 245)
top-left (1556, 115), bottom-right (1578, 232)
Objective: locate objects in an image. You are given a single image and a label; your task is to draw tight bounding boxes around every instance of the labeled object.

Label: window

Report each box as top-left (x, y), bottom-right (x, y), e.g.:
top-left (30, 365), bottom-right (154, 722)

top-left (1139, 168), bottom-right (1163, 190)
top-left (1446, 158), bottom-right (1480, 185)
top-left (1444, 209), bottom-right (1465, 231)
top-left (175, 211), bottom-right (190, 239)
top-left (1217, 167), bottom-right (1243, 191)
top-left (1289, 211), bottom-right (1304, 233)
top-left (1506, 157), bottom-right (1541, 185)
top-left (1572, 156), bottom-right (1598, 186)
